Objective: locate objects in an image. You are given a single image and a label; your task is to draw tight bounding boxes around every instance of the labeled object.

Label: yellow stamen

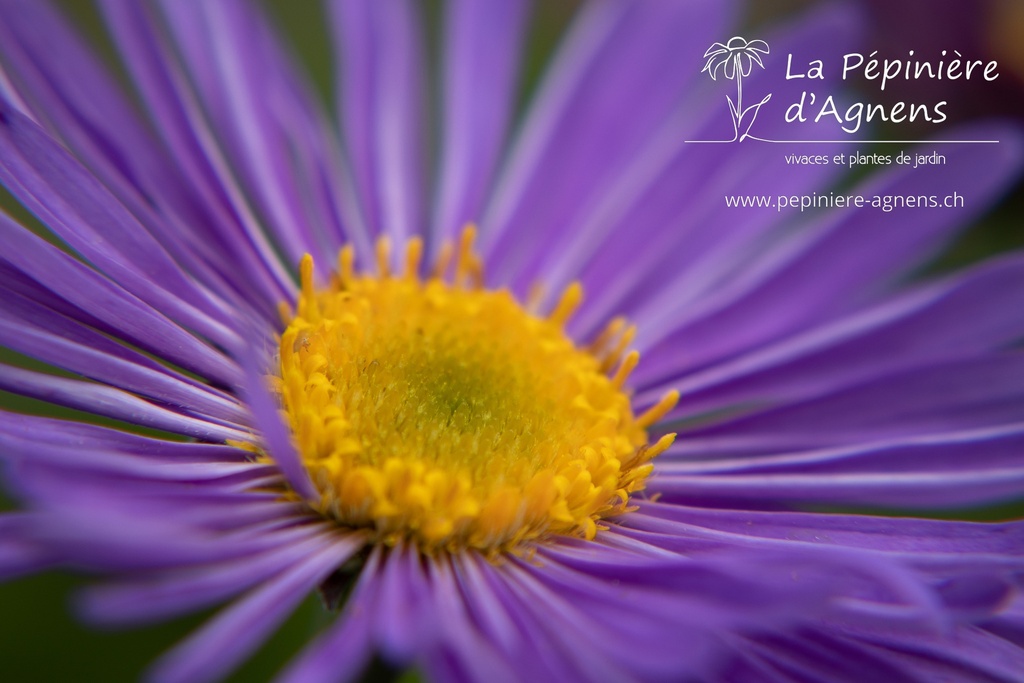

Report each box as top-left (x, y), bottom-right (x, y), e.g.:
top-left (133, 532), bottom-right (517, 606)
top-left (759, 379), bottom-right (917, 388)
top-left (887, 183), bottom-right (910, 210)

top-left (466, 254), bottom-right (484, 290)
top-left (298, 253), bottom-right (320, 323)
top-left (338, 245), bottom-right (355, 288)
top-left (588, 316), bottom-right (626, 356)
top-left (646, 433), bottom-right (676, 458)
top-left (548, 281), bottom-right (583, 328)
top-left (611, 350), bottom-right (640, 389)
top-left (277, 301), bottom-right (293, 326)
top-left (455, 224), bottom-right (477, 288)
top-left (637, 390), bottom-right (680, 429)
top-left (273, 227), bottom-right (675, 555)
top-left (599, 323), bottom-right (636, 373)
top-left (431, 241), bottom-right (454, 280)
top-left (404, 237), bottom-right (423, 280)
top-left (375, 237), bottom-right (391, 278)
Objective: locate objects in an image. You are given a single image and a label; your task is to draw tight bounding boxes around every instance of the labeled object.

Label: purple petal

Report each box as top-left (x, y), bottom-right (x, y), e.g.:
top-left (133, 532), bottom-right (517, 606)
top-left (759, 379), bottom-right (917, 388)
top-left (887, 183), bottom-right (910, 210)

top-left (0, 99), bottom-right (243, 352)
top-left (0, 429), bottom-right (270, 489)
top-left (528, 535), bottom-right (950, 678)
top-left (146, 536), bottom-right (358, 683)
top-left (553, 4), bottom-right (861, 335)
top-left (0, 412), bottom-right (247, 463)
top-left (827, 624), bottom-right (1024, 683)
top-left (482, 0), bottom-right (734, 288)
top-left (0, 365), bottom-right (248, 442)
top-left (652, 423), bottom-right (1024, 509)
top-left (330, 0), bottom-right (426, 250)
top-left (0, 290), bottom-right (248, 427)
top-left (727, 630), bottom-right (922, 683)
top-left (12, 465), bottom-right (300, 539)
top-left (154, 0), bottom-right (361, 266)
top-left (0, 0), bottom-right (232, 294)
top-left (638, 253), bottom-right (1024, 416)
top-left (663, 353), bottom-right (1024, 456)
top-left (275, 547), bottom-right (383, 683)
top-left (627, 502), bottom-right (1024, 559)
top-left (0, 513), bottom-right (53, 580)
top-left (982, 594), bottom-right (1024, 648)
top-left (6, 470), bottom-right (285, 539)
top-left (430, 0), bottom-right (530, 254)
top-left (424, 556), bottom-right (519, 683)
top-left (471, 558), bottom-right (630, 681)
top-left (450, 554), bottom-right (521, 654)
top-left (635, 125), bottom-right (1024, 377)
top-left (18, 507), bottom-right (313, 574)
top-left (81, 530), bottom-right (361, 626)
top-left (238, 346), bottom-right (318, 501)
top-left (371, 544), bottom-right (434, 661)
top-left (0, 212), bottom-right (241, 386)
top-left (98, 0), bottom-right (297, 306)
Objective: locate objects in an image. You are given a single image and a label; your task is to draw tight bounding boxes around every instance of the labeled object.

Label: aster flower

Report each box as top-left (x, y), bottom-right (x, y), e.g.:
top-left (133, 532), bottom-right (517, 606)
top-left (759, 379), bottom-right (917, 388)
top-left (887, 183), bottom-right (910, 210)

top-left (0, 2), bottom-right (1023, 683)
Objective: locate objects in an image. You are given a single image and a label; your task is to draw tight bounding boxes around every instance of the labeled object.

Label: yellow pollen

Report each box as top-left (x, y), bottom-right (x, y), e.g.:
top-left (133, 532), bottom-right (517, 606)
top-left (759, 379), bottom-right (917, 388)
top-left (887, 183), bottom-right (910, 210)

top-left (275, 227), bottom-right (677, 554)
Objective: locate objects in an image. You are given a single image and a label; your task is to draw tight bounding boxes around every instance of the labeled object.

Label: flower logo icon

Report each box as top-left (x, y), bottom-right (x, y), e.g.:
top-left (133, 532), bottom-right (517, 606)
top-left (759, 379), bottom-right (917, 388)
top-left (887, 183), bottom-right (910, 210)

top-left (702, 37), bottom-right (772, 141)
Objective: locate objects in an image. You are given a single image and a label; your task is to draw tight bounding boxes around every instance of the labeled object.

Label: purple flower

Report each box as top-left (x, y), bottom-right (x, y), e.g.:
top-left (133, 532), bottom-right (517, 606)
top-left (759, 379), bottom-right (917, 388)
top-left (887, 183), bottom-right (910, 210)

top-left (1, 1), bottom-right (1023, 682)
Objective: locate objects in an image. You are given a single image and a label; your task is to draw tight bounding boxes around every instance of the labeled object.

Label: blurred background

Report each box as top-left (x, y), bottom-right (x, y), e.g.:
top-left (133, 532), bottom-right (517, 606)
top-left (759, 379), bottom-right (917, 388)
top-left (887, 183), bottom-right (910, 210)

top-left (1, 0), bottom-right (1022, 680)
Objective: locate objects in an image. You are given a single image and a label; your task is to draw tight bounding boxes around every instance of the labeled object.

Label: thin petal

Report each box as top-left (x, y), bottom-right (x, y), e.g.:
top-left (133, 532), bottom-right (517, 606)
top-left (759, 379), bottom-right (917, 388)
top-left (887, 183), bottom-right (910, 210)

top-left (638, 253), bottom-right (1024, 414)
top-left (329, 0), bottom-right (426, 250)
top-left (0, 291), bottom-right (247, 427)
top-left (481, 0), bottom-right (734, 289)
top-left (239, 346), bottom-right (318, 501)
top-left (147, 537), bottom-right (358, 683)
top-left (431, 0), bottom-right (530, 253)
top-left (545, 4), bottom-right (861, 336)
top-left (663, 353), bottom-right (1024, 456)
top-left (0, 102), bottom-right (242, 350)
top-left (99, 0), bottom-right (297, 305)
top-left (0, 514), bottom-right (53, 580)
top-left (0, 365), bottom-right (248, 442)
top-left (154, 0), bottom-right (359, 265)
top-left (652, 424), bottom-right (1024, 509)
top-left (0, 212), bottom-right (240, 386)
top-left (275, 546), bottom-right (383, 683)
top-left (80, 530), bottom-right (358, 626)
top-left (635, 125), bottom-right (1024, 373)
top-left (628, 502), bottom-right (1024, 559)
top-left (0, 412), bottom-right (247, 463)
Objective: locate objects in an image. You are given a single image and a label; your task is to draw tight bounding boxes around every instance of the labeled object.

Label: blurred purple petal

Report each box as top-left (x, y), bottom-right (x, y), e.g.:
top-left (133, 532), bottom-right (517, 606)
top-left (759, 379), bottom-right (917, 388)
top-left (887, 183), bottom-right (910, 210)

top-left (238, 345), bottom-right (317, 501)
top-left (330, 0), bottom-right (426, 251)
top-left (147, 537), bottom-right (359, 683)
top-left (431, 0), bottom-right (530, 253)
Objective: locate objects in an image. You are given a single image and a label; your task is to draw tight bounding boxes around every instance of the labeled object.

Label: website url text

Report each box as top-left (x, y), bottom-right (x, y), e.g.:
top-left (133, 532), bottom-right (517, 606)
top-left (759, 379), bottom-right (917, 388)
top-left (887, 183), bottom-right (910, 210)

top-left (724, 192), bottom-right (964, 213)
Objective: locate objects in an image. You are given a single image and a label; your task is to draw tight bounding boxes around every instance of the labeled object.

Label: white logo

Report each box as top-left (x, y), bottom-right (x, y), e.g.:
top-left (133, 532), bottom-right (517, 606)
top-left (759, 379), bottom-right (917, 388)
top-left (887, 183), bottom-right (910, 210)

top-left (702, 37), bottom-right (771, 142)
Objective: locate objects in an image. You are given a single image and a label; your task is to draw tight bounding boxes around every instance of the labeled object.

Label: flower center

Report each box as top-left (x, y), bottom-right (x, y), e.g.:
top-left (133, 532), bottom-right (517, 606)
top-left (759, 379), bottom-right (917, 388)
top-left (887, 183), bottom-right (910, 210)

top-left (276, 228), bottom-right (677, 554)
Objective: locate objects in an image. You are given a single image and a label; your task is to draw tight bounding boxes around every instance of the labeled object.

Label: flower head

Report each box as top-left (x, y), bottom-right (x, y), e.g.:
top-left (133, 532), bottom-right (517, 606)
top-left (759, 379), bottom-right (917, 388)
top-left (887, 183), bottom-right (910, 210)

top-left (702, 36), bottom-right (770, 80)
top-left (0, 2), bottom-right (1022, 682)
top-left (275, 232), bottom-right (675, 554)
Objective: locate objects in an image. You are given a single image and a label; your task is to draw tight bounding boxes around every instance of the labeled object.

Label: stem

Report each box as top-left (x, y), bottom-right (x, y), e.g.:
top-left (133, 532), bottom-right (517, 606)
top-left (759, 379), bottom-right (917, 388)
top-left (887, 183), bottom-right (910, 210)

top-left (735, 57), bottom-right (743, 124)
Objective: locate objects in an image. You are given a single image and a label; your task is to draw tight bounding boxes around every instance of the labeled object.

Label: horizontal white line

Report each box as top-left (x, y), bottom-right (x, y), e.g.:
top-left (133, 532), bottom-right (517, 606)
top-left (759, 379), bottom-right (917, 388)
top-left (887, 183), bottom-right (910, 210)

top-left (685, 139), bottom-right (1000, 144)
